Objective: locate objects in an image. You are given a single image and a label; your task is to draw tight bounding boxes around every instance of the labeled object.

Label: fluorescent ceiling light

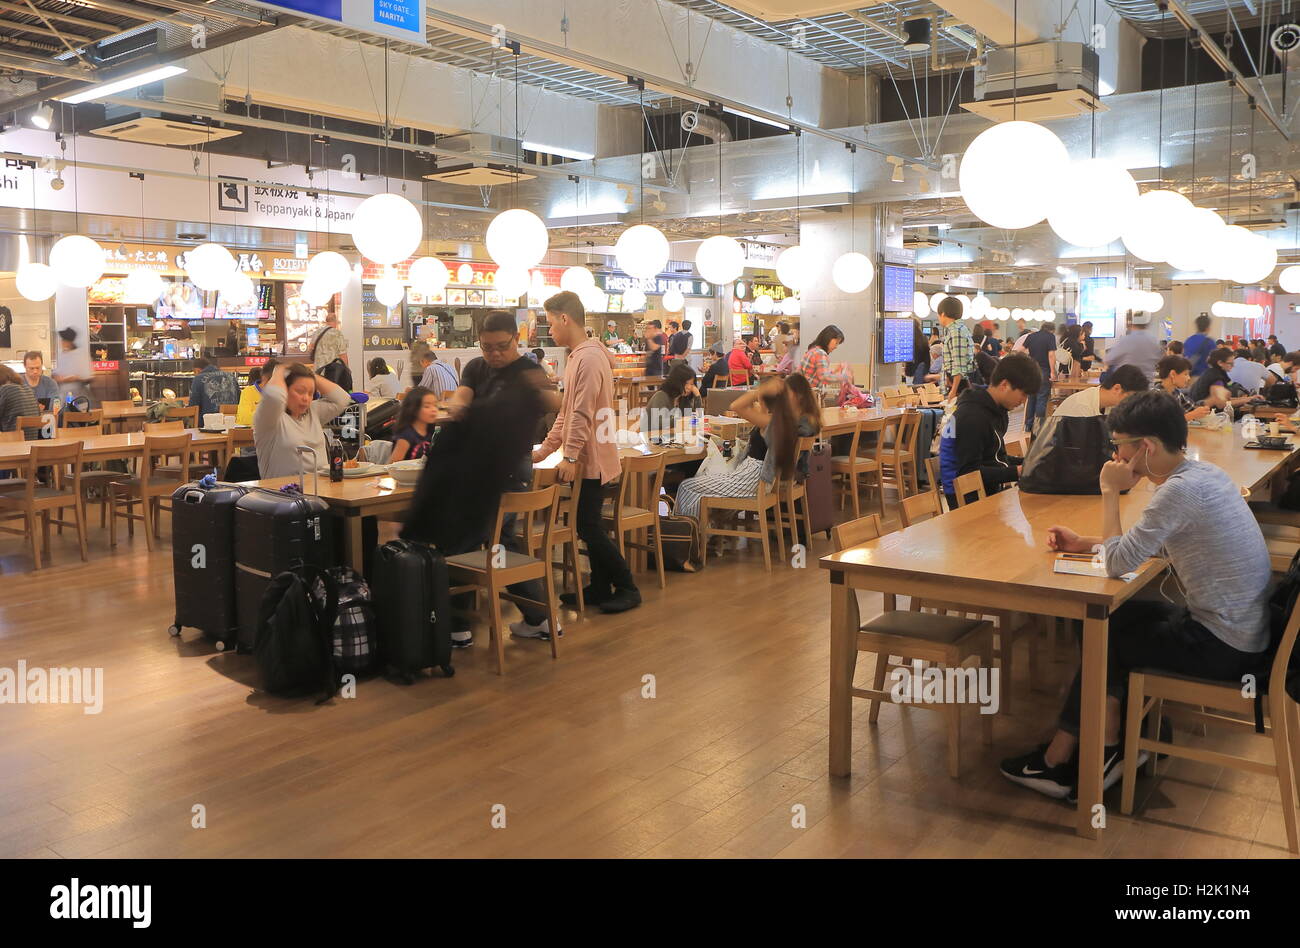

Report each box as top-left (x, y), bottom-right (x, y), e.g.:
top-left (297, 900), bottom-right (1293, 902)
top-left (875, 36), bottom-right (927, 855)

top-left (721, 106), bottom-right (790, 131)
top-left (30, 104), bottom-right (53, 130)
top-left (522, 141), bottom-right (595, 161)
top-left (58, 65), bottom-right (187, 105)
top-left (750, 191), bottom-right (850, 212)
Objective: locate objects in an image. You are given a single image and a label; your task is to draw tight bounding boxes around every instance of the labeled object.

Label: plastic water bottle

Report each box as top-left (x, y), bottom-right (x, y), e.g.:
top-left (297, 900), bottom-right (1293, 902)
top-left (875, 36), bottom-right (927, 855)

top-left (689, 408), bottom-right (701, 446)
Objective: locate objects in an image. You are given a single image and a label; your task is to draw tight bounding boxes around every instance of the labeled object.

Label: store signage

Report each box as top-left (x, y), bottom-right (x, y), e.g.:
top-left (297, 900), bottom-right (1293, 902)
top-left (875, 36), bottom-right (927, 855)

top-left (1244, 289), bottom-right (1275, 337)
top-left (244, 356), bottom-right (271, 366)
top-left (364, 330), bottom-right (406, 350)
top-left (740, 241), bottom-right (781, 266)
top-left (92, 361), bottom-right (120, 372)
top-left (882, 246), bottom-right (917, 266)
top-left (248, 0), bottom-right (425, 45)
top-left (598, 273), bottom-right (708, 296)
top-left (748, 280), bottom-right (792, 301)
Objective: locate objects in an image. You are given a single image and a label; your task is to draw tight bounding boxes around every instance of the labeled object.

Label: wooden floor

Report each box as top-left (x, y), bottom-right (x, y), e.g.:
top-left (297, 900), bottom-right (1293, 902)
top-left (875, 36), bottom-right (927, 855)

top-left (0, 509), bottom-right (1294, 859)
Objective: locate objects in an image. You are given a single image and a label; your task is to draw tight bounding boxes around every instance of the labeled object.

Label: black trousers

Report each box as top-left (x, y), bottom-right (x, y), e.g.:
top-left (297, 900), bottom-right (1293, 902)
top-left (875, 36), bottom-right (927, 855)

top-left (1056, 599), bottom-right (1265, 737)
top-left (576, 477), bottom-right (636, 595)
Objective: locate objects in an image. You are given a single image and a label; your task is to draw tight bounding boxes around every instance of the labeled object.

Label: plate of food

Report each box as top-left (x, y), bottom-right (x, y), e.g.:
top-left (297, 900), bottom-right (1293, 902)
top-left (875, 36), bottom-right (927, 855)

top-left (386, 458), bottom-right (425, 485)
top-left (342, 460), bottom-right (383, 477)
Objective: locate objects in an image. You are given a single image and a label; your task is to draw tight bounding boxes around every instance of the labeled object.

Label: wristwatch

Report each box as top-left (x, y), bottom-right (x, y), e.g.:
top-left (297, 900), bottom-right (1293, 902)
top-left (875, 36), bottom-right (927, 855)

top-left (563, 456), bottom-right (578, 464)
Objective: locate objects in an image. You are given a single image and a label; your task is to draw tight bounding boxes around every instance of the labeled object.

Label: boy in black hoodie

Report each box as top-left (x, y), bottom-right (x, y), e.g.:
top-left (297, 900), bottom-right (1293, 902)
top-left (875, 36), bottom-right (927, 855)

top-left (937, 352), bottom-right (1042, 508)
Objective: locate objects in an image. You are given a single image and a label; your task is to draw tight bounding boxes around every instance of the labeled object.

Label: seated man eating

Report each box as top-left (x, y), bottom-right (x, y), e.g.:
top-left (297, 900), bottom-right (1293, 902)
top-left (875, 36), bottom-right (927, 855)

top-left (1000, 390), bottom-right (1273, 800)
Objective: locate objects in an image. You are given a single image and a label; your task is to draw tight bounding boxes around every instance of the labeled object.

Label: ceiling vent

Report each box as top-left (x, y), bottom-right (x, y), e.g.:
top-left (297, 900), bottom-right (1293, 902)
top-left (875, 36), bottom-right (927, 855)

top-left (92, 116), bottom-right (239, 146)
top-left (1236, 218), bottom-right (1288, 231)
top-left (423, 164), bottom-right (535, 186)
top-left (965, 42), bottom-right (1107, 122)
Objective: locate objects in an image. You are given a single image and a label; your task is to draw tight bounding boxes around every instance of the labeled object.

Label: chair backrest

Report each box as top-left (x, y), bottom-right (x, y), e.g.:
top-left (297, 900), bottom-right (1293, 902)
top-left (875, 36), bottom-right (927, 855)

top-left (145, 420), bottom-right (185, 434)
top-left (144, 433), bottom-right (195, 479)
top-left (0, 430), bottom-right (23, 443)
top-left (952, 470), bottom-right (986, 507)
top-left (165, 405), bottom-right (199, 428)
top-left (1267, 586), bottom-right (1300, 711)
top-left (227, 427), bottom-right (255, 448)
top-left (858, 415), bottom-right (895, 464)
top-left (491, 484), bottom-right (560, 564)
top-left (849, 363), bottom-right (871, 386)
top-left (219, 403), bottom-right (239, 416)
top-left (17, 413), bottom-right (55, 438)
top-left (614, 451), bottom-right (667, 519)
top-left (832, 513), bottom-right (882, 552)
top-left (65, 422), bottom-right (103, 438)
top-left (886, 410), bottom-right (920, 467)
top-left (899, 489), bottom-right (943, 527)
top-left (882, 394), bottom-right (909, 408)
top-left (60, 409), bottom-right (103, 428)
top-left (781, 435), bottom-right (817, 491)
top-left (27, 439), bottom-right (84, 484)
top-left (101, 399), bottom-right (134, 413)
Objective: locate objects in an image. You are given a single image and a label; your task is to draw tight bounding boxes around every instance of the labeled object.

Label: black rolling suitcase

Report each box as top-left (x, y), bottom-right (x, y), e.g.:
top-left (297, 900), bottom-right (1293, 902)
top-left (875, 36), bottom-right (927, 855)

top-left (804, 442), bottom-right (834, 540)
top-left (364, 396), bottom-right (400, 442)
top-left (371, 539), bottom-right (454, 682)
top-left (234, 452), bottom-right (334, 652)
top-left (168, 481), bottom-right (247, 651)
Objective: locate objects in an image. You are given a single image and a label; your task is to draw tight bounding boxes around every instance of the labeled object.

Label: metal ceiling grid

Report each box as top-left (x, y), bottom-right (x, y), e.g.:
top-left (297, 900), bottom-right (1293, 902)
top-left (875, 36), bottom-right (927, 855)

top-left (665, 0), bottom-right (986, 77)
top-left (1108, 0), bottom-right (1270, 38)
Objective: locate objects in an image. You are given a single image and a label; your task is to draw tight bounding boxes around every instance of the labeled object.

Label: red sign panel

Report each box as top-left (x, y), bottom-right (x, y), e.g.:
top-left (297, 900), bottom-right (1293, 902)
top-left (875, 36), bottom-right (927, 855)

top-left (92, 361), bottom-right (120, 372)
top-left (1244, 289), bottom-right (1275, 338)
top-left (360, 258), bottom-right (564, 287)
top-left (245, 356), bottom-right (270, 366)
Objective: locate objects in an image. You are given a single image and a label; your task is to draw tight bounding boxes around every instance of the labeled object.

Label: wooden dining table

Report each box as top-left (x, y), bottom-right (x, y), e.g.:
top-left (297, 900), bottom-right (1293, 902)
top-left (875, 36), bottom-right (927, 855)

top-left (0, 428), bottom-right (230, 466)
top-left (820, 426), bottom-right (1300, 841)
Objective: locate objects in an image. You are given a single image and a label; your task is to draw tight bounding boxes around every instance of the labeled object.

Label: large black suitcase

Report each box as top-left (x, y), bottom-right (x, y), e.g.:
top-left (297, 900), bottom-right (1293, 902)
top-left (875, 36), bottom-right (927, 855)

top-left (168, 482), bottom-right (247, 651)
top-left (364, 396), bottom-right (400, 442)
top-left (234, 487), bottom-right (334, 652)
top-left (371, 539), bottom-right (454, 682)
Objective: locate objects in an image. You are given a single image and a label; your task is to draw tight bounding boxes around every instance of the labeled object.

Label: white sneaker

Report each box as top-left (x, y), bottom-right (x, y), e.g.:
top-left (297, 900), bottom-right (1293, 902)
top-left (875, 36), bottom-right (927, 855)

top-left (510, 618), bottom-right (561, 640)
top-left (450, 629), bottom-right (474, 648)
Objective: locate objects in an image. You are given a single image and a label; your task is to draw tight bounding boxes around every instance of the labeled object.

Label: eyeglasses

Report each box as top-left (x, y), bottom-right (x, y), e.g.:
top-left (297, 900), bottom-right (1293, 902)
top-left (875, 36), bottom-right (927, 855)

top-left (1109, 436), bottom-right (1144, 447)
top-left (479, 340), bottom-right (515, 354)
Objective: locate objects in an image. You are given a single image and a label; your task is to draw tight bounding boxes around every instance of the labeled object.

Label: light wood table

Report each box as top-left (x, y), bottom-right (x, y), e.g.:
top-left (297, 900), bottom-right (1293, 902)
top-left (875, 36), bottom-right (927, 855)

top-left (1052, 377), bottom-right (1099, 396)
top-left (820, 428), bottom-right (1300, 840)
top-left (0, 429), bottom-right (229, 465)
top-left (99, 405), bottom-right (149, 433)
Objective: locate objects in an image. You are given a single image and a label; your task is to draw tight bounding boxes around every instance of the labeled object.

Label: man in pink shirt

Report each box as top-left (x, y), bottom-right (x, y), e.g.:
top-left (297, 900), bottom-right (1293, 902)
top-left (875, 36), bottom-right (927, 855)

top-left (532, 291), bottom-right (641, 613)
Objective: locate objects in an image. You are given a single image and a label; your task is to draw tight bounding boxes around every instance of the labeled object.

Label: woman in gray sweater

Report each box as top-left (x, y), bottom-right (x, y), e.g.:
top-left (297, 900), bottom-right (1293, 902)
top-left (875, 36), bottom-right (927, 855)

top-left (253, 362), bottom-right (352, 477)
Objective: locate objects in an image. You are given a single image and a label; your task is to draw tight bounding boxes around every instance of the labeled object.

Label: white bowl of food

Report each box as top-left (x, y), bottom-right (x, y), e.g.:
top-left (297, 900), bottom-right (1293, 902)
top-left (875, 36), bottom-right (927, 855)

top-left (386, 457), bottom-right (426, 485)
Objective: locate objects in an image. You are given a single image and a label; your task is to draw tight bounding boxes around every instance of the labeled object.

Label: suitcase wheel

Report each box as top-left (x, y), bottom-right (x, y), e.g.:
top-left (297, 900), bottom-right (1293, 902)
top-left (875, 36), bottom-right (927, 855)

top-left (167, 624), bottom-right (181, 637)
top-left (215, 639), bottom-right (228, 652)
top-left (441, 664), bottom-right (455, 678)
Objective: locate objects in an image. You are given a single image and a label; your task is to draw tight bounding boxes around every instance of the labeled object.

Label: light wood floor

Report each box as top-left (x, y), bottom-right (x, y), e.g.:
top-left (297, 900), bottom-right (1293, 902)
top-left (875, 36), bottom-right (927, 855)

top-left (0, 508), bottom-right (1294, 858)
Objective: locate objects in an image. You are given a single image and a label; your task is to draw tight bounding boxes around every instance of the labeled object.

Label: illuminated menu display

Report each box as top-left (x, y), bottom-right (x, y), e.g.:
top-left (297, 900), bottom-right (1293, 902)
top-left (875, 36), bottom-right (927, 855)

top-left (881, 264), bottom-right (915, 312)
top-left (881, 317), bottom-right (914, 364)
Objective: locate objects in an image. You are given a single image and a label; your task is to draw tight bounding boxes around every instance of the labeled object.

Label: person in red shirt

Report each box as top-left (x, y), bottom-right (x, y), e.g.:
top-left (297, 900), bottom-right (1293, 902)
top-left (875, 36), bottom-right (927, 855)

top-left (727, 335), bottom-right (760, 386)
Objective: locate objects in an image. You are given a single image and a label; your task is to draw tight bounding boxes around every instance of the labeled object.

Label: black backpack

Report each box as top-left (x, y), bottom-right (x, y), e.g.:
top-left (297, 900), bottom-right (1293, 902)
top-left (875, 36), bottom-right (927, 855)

top-left (314, 567), bottom-right (378, 677)
top-left (254, 565), bottom-right (339, 703)
top-left (1255, 550), bottom-right (1300, 731)
top-left (1269, 377), bottom-right (1298, 408)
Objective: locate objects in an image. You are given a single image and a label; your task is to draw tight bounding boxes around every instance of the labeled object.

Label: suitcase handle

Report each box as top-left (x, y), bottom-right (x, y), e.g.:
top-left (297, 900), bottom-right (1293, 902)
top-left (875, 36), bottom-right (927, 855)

top-left (295, 446), bottom-right (320, 495)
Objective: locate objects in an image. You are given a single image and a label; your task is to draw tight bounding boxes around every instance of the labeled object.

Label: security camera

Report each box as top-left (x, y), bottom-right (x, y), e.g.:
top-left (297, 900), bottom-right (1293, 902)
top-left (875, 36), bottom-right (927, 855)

top-left (50, 174), bottom-right (64, 191)
top-left (1272, 23), bottom-right (1300, 56)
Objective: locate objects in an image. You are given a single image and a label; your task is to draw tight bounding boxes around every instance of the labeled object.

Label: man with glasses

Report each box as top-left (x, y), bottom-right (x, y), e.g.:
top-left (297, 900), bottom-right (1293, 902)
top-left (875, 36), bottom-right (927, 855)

top-left (446, 311), bottom-right (563, 642)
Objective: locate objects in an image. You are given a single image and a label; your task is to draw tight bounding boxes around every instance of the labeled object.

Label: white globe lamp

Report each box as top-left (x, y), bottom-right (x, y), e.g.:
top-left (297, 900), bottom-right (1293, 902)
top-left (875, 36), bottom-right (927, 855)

top-left (300, 279), bottom-right (334, 308)
top-left (1279, 265), bottom-right (1300, 294)
top-left (622, 287), bottom-right (646, 311)
top-left (661, 288), bottom-right (685, 312)
top-left (560, 266), bottom-right (595, 293)
top-left (351, 193), bottom-right (422, 265)
top-left (775, 245), bottom-right (814, 291)
top-left (220, 270), bottom-right (256, 307)
top-left (15, 261), bottom-right (57, 301)
top-left (912, 291), bottom-right (930, 317)
top-left (969, 294), bottom-right (991, 318)
top-left (781, 296), bottom-right (801, 317)
top-left (306, 251), bottom-right (352, 294)
top-left (1048, 158), bottom-right (1138, 247)
top-left (494, 266), bottom-right (531, 300)
top-left (1166, 207), bottom-right (1225, 273)
top-left (695, 235), bottom-right (745, 285)
top-left (374, 275), bottom-right (406, 308)
top-left (1230, 232), bottom-right (1278, 285)
top-left (49, 234), bottom-right (106, 288)
top-left (958, 120), bottom-right (1069, 229)
top-left (753, 294), bottom-right (775, 315)
top-left (615, 224), bottom-right (669, 280)
top-left (1120, 189), bottom-right (1193, 263)
top-left (456, 263), bottom-right (474, 285)
top-left (486, 208), bottom-right (549, 270)
top-left (408, 256), bottom-right (450, 295)
top-left (123, 268), bottom-right (164, 305)
top-left (831, 251), bottom-right (875, 294)
top-left (580, 287), bottom-right (608, 313)
top-left (183, 242), bottom-right (236, 292)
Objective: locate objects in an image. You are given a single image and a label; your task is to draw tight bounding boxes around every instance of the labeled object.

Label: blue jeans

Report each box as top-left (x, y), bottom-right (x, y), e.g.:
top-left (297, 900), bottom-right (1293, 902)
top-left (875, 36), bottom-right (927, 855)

top-left (1029, 387), bottom-right (1050, 432)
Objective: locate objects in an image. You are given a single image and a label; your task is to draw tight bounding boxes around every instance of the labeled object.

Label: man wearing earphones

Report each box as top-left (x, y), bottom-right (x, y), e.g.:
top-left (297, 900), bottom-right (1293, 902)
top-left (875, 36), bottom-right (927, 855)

top-left (1001, 390), bottom-right (1273, 801)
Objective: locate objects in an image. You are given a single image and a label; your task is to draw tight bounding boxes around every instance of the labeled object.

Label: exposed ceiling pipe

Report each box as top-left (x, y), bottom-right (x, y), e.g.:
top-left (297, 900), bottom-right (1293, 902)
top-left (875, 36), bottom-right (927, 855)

top-left (931, 17), bottom-right (984, 73)
top-left (53, 0), bottom-right (215, 28)
top-left (0, 17), bottom-right (95, 44)
top-left (681, 110), bottom-right (731, 142)
top-left (843, 10), bottom-right (906, 45)
top-left (66, 0), bottom-right (268, 27)
top-left (0, 49), bottom-right (92, 79)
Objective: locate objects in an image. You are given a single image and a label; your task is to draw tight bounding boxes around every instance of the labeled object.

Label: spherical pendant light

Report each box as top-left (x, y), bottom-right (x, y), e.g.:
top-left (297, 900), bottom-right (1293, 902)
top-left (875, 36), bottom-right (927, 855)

top-left (183, 242), bottom-right (236, 292)
top-left (1120, 189), bottom-right (1194, 263)
top-left (781, 296), bottom-right (801, 317)
top-left (1047, 158), bottom-right (1138, 248)
top-left (220, 270), bottom-right (256, 307)
top-left (408, 256), bottom-right (450, 294)
top-left (486, 208), bottom-right (549, 270)
top-left (1166, 207), bottom-right (1225, 273)
top-left (622, 287), bottom-right (646, 311)
top-left (661, 288), bottom-right (685, 312)
top-left (831, 251), bottom-right (875, 294)
top-left (969, 294), bottom-right (991, 318)
top-left (123, 268), bottom-right (164, 305)
top-left (374, 274), bottom-right (406, 308)
top-left (1279, 265), bottom-right (1300, 294)
top-left (49, 234), bottom-right (106, 288)
top-left (351, 193), bottom-right (422, 265)
top-left (1144, 291), bottom-right (1165, 313)
top-left (456, 263), bottom-right (474, 285)
top-left (579, 286), bottom-right (608, 313)
top-left (494, 266), bottom-right (531, 300)
top-left (300, 279), bottom-right (334, 308)
top-left (912, 290), bottom-right (930, 317)
top-left (997, 308), bottom-right (1011, 321)
top-left (930, 292), bottom-right (950, 314)
top-left (560, 265), bottom-right (595, 293)
top-left (753, 294), bottom-right (775, 315)
top-left (1229, 232), bottom-right (1278, 285)
top-left (15, 261), bottom-right (57, 302)
top-left (958, 120), bottom-right (1069, 229)
top-left (306, 250), bottom-right (352, 294)
top-left (1216, 225), bottom-right (1260, 283)
top-left (775, 245), bottom-right (814, 291)
top-left (695, 235), bottom-right (745, 285)
top-left (615, 224), bottom-right (670, 280)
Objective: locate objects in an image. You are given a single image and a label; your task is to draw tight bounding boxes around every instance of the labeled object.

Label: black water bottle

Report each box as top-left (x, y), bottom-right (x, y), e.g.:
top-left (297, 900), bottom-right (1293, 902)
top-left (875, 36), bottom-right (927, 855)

top-left (327, 434), bottom-right (344, 482)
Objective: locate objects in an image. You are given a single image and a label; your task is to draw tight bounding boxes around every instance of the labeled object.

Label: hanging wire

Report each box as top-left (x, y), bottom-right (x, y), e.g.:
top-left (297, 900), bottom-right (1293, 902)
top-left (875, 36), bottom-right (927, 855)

top-left (716, 131), bottom-right (723, 236)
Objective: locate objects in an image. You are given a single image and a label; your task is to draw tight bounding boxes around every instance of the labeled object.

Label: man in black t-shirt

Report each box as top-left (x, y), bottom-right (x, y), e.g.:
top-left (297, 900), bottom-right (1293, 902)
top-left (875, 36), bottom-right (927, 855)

top-left (668, 318), bottom-right (693, 358)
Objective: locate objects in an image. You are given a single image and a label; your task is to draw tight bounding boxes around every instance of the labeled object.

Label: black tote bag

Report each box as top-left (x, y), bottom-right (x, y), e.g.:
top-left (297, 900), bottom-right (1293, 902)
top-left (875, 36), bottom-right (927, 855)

top-left (1017, 414), bottom-right (1113, 495)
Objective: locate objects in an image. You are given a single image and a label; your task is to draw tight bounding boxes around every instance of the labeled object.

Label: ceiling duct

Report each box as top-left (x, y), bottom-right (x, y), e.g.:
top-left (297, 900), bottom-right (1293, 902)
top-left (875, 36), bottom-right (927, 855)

top-left (92, 116), bottom-right (241, 147)
top-left (423, 132), bottom-right (535, 187)
top-left (964, 42), bottom-right (1106, 122)
top-left (681, 110), bottom-right (732, 143)
top-left (903, 227), bottom-right (943, 250)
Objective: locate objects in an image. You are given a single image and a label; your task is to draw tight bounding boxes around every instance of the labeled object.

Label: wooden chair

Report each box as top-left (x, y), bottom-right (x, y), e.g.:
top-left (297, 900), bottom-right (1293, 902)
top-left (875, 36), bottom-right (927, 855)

top-left (831, 513), bottom-right (996, 778)
top-left (59, 409), bottom-right (103, 429)
top-left (602, 452), bottom-right (667, 589)
top-left (951, 471), bottom-right (987, 507)
top-left (446, 486), bottom-right (562, 675)
top-left (101, 399), bottom-right (136, 434)
top-left (1121, 599), bottom-right (1300, 854)
top-left (880, 409), bottom-right (921, 499)
top-left (56, 419), bottom-right (129, 529)
top-left (219, 403), bottom-right (239, 417)
top-left (109, 432), bottom-right (192, 551)
top-left (165, 405), bottom-right (199, 428)
top-left (0, 441), bottom-right (88, 569)
top-left (699, 476), bottom-right (782, 572)
top-left (530, 467), bottom-right (587, 615)
top-left (924, 456), bottom-right (943, 509)
top-left (17, 413), bottom-right (55, 440)
top-left (0, 430), bottom-right (28, 490)
top-left (774, 436), bottom-right (816, 559)
top-left (900, 490), bottom-right (1037, 714)
top-left (831, 416), bottom-right (891, 520)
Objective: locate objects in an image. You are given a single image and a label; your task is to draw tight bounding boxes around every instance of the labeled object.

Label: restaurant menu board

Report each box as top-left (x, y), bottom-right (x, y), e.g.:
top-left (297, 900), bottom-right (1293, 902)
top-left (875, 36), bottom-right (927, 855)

top-left (215, 281), bottom-right (273, 319)
top-left (283, 282), bottom-right (329, 354)
top-left (880, 264), bottom-right (915, 313)
top-left (1078, 276), bottom-right (1118, 339)
top-left (880, 317), bottom-right (915, 364)
top-left (155, 280), bottom-right (205, 320)
top-left (362, 286), bottom-right (403, 329)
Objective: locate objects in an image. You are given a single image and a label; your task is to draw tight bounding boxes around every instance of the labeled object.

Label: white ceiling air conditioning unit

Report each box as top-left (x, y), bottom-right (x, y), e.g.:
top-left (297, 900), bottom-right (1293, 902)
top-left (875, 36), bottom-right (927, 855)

top-left (963, 42), bottom-right (1106, 122)
top-left (1237, 218), bottom-right (1287, 231)
top-left (424, 133), bottom-right (536, 186)
top-left (92, 116), bottom-right (240, 146)
top-left (903, 228), bottom-right (943, 249)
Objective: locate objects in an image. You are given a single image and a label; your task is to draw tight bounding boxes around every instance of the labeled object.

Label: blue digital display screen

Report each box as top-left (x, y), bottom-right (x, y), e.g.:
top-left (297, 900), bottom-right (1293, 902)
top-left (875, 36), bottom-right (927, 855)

top-left (881, 317), bottom-right (914, 364)
top-left (881, 264), bottom-right (915, 313)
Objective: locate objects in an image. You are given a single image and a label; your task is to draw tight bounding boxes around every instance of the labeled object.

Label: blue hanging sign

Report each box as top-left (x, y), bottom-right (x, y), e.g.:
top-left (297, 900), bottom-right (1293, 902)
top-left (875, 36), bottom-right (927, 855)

top-left (249, 0), bottom-right (425, 45)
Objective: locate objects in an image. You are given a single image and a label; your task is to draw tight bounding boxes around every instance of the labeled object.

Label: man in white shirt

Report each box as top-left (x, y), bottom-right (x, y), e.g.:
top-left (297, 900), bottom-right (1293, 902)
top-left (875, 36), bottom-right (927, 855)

top-left (1097, 312), bottom-right (1161, 381)
top-left (1266, 351), bottom-right (1298, 383)
top-left (1227, 349), bottom-right (1272, 393)
top-left (1053, 364), bottom-right (1149, 417)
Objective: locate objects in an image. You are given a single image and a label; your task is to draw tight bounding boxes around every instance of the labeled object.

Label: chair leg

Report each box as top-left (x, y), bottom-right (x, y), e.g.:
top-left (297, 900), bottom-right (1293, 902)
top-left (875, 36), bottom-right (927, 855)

top-left (868, 654), bottom-right (889, 724)
top-left (141, 495), bottom-right (155, 552)
top-left (997, 614), bottom-right (1014, 716)
top-left (849, 470), bottom-right (861, 519)
top-left (1146, 699), bottom-right (1163, 777)
top-left (757, 503), bottom-right (772, 572)
top-left (1268, 697), bottom-right (1300, 854)
top-left (74, 500), bottom-right (88, 562)
top-left (571, 540), bottom-right (585, 614)
top-left (1289, 699), bottom-right (1300, 811)
top-left (27, 509), bottom-right (42, 570)
top-left (488, 579), bottom-right (506, 676)
top-left (699, 500), bottom-right (711, 567)
top-left (153, 496), bottom-right (163, 539)
top-left (109, 488), bottom-right (118, 548)
top-left (979, 645), bottom-right (994, 747)
top-left (875, 472), bottom-right (887, 520)
top-left (544, 566), bottom-right (560, 661)
top-left (945, 701), bottom-right (962, 779)
top-left (801, 494), bottom-right (813, 552)
top-left (41, 509), bottom-right (51, 554)
top-left (1120, 672), bottom-right (1147, 815)
top-left (652, 518), bottom-right (665, 589)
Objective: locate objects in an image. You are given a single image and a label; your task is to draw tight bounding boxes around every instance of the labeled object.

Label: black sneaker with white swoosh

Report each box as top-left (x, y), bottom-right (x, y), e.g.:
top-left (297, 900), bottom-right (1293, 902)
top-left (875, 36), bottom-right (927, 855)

top-left (999, 744), bottom-right (1078, 800)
